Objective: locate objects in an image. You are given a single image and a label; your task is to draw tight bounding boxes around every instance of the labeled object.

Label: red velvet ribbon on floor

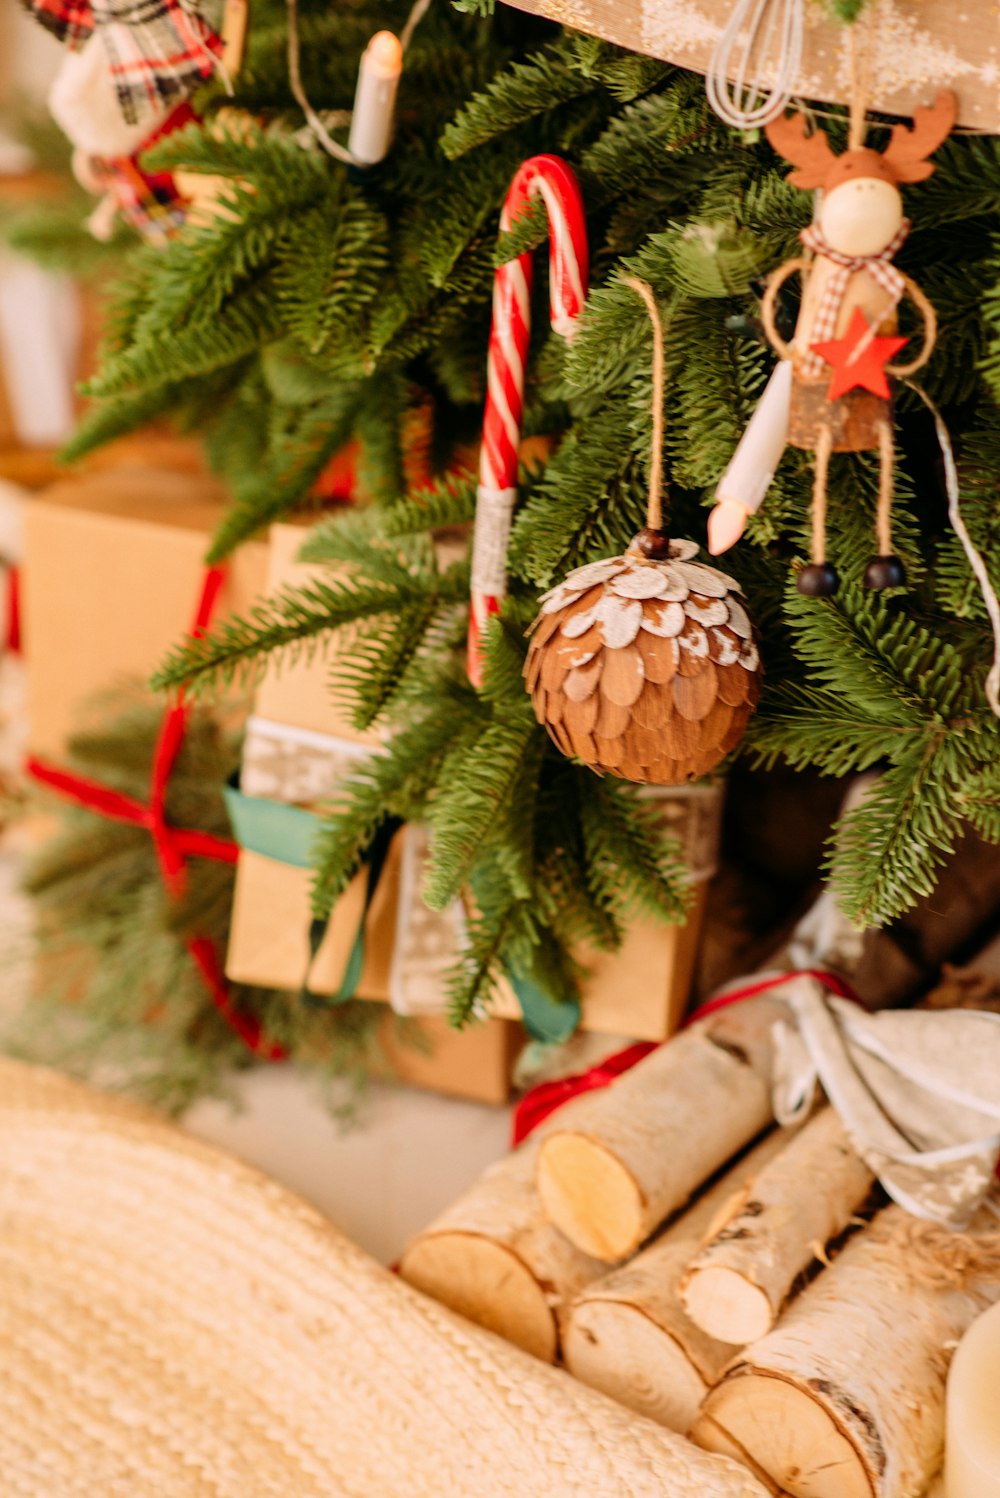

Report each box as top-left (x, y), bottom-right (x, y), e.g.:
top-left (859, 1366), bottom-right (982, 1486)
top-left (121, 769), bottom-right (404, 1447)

top-left (25, 565), bottom-right (285, 1061)
top-left (511, 967), bottom-right (862, 1146)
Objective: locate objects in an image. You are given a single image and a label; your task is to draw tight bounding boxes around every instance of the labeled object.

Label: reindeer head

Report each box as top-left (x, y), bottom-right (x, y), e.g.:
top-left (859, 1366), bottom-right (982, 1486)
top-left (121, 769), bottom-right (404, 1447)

top-left (766, 91), bottom-right (956, 258)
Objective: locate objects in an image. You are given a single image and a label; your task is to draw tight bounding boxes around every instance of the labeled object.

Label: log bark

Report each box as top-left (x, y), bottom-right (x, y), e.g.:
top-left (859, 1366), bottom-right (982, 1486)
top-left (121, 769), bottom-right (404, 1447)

top-left (398, 1134), bottom-right (606, 1363)
top-left (679, 1107), bottom-right (875, 1344)
top-left (535, 998), bottom-right (780, 1260)
top-left (562, 1129), bottom-right (794, 1432)
top-left (693, 1204), bottom-right (1000, 1498)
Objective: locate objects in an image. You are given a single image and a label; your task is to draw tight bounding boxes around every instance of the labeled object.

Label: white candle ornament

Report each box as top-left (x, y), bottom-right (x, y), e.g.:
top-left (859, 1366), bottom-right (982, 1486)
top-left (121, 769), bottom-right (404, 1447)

top-left (708, 359), bottom-right (792, 554)
top-left (348, 30), bottom-right (404, 167)
top-left (946, 1299), bottom-right (1000, 1498)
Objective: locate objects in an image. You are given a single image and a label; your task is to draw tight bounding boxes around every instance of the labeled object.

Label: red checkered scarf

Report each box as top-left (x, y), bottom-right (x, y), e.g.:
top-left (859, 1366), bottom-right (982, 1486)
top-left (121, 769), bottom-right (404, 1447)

top-left (799, 219), bottom-right (910, 379)
top-left (19, 0), bottom-right (222, 125)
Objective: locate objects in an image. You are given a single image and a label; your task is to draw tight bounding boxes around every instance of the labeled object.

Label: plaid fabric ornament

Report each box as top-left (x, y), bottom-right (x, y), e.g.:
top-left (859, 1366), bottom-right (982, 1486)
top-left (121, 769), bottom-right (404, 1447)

top-left (88, 99), bottom-right (196, 243)
top-left (18, 0), bottom-right (94, 47)
top-left (20, 0), bottom-right (223, 126)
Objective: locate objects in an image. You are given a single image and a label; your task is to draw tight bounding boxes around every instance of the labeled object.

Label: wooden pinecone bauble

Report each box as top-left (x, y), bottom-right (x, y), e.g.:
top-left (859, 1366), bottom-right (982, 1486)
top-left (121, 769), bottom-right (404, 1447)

top-left (524, 540), bottom-right (762, 785)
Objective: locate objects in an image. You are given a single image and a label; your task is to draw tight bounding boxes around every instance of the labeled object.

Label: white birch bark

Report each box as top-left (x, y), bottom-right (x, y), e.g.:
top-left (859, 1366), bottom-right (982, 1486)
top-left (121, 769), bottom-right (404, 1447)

top-left (399, 1135), bottom-right (606, 1363)
top-left (680, 1107), bottom-right (875, 1343)
top-left (563, 1129), bottom-right (793, 1431)
top-left (536, 998), bottom-right (781, 1259)
top-left (695, 1204), bottom-right (1000, 1497)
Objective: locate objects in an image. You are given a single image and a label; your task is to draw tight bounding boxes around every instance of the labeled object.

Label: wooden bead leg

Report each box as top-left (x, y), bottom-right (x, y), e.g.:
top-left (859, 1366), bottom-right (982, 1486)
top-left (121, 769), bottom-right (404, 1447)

top-left (876, 419), bottom-right (894, 557)
top-left (812, 425), bottom-right (833, 566)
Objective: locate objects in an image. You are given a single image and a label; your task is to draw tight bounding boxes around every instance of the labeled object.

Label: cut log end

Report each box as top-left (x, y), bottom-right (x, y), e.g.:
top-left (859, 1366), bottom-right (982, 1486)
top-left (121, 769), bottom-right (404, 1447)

top-left (689, 1412), bottom-right (788, 1497)
top-left (681, 1265), bottom-right (775, 1346)
top-left (699, 1372), bottom-right (875, 1498)
top-left (562, 1300), bottom-right (707, 1434)
top-left (399, 1233), bottom-right (557, 1364)
top-left (536, 1132), bottom-right (644, 1262)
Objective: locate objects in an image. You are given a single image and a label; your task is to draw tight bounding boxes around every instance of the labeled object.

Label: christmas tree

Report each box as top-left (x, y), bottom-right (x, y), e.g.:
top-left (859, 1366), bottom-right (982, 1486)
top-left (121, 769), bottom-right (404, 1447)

top-left (42, 0), bottom-right (1000, 1038)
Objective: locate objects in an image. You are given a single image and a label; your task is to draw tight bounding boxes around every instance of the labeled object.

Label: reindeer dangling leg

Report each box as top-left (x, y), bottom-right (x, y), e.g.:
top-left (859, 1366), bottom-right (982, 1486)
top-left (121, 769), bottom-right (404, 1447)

top-left (864, 419), bottom-right (906, 589)
top-left (798, 423), bottom-right (839, 596)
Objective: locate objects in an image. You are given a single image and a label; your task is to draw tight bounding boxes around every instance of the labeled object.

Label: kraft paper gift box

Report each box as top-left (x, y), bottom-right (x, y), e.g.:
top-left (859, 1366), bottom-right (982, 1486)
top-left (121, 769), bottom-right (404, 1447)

top-left (488, 782), bottom-right (721, 1042)
top-left (231, 526), bottom-right (719, 1050)
top-left (21, 466), bottom-right (269, 757)
top-left (225, 523), bottom-right (522, 1105)
top-left (227, 841), bottom-right (520, 1106)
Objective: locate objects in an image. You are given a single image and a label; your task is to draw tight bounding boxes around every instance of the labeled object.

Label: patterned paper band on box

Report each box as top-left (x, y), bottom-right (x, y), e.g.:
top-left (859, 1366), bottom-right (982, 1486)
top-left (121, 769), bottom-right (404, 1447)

top-left (240, 716), bottom-right (376, 804)
top-left (241, 717), bottom-right (464, 1017)
top-left (641, 780), bottom-right (724, 884)
top-left (390, 822), bottom-right (469, 1017)
top-left (501, 0), bottom-right (999, 132)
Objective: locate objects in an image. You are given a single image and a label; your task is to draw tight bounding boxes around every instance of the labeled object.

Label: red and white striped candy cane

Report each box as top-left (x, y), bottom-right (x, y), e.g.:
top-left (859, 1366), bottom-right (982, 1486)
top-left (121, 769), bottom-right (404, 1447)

top-left (467, 154), bottom-right (589, 686)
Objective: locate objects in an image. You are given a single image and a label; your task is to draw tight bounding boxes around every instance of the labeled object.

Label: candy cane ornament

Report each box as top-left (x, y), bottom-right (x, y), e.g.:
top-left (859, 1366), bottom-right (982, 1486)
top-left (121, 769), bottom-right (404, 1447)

top-left (467, 155), bottom-right (589, 686)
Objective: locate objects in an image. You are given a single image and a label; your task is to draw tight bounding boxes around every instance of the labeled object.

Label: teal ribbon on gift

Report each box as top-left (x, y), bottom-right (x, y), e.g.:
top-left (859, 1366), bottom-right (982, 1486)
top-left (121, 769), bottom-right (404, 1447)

top-left (463, 873), bottom-right (581, 1044)
top-left (223, 778), bottom-right (400, 1007)
top-left (226, 783), bottom-right (581, 1036)
top-left (504, 964), bottom-right (581, 1045)
top-left (223, 781), bottom-right (319, 868)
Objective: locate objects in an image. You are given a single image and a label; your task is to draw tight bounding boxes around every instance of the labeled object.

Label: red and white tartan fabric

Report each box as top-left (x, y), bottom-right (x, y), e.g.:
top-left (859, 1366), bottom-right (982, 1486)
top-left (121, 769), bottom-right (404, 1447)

top-left (88, 99), bottom-right (196, 243)
top-left (799, 220), bottom-right (910, 379)
top-left (20, 0), bottom-right (222, 126)
top-left (18, 0), bottom-right (93, 46)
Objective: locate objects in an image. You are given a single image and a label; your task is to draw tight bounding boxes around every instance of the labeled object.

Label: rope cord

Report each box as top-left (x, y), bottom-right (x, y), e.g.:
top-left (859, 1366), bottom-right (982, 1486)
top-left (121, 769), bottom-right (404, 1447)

top-left (622, 275), bottom-right (667, 532)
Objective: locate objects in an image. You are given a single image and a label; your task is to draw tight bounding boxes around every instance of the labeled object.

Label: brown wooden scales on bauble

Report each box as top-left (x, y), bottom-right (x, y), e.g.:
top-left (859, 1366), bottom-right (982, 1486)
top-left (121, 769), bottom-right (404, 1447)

top-left (524, 537), bottom-right (762, 785)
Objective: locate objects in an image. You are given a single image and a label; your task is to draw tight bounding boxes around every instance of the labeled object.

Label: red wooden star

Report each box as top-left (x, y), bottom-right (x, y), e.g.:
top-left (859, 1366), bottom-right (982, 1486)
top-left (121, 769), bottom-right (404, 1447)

top-left (811, 307), bottom-right (908, 400)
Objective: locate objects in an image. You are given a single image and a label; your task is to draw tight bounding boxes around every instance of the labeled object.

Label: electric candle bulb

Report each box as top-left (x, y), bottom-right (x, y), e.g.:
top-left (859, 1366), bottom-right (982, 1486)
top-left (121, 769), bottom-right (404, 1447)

top-left (707, 359), bottom-right (792, 554)
top-left (946, 1300), bottom-right (1000, 1498)
top-left (348, 30), bottom-right (404, 168)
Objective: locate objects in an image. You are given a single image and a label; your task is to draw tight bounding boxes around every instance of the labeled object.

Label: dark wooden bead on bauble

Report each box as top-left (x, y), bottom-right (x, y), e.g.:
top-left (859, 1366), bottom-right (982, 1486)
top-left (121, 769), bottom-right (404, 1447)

top-left (635, 527), bottom-right (673, 560)
top-left (524, 539), bottom-right (763, 787)
top-left (797, 562), bottom-right (840, 597)
top-left (864, 554), bottom-right (907, 590)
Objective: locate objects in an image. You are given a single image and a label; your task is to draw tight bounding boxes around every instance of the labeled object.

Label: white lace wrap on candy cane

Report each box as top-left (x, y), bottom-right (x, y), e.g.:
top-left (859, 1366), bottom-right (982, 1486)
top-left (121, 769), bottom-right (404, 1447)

top-left (470, 486), bottom-right (519, 600)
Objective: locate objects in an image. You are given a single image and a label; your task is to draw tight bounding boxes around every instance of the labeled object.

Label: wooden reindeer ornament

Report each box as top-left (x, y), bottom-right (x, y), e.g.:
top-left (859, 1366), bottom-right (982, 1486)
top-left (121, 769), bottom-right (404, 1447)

top-left (709, 90), bottom-right (957, 595)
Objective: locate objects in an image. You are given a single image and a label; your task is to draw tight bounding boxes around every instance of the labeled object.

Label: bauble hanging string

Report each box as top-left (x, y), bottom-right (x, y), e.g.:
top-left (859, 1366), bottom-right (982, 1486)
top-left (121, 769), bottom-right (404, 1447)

top-left (524, 275), bottom-right (763, 787)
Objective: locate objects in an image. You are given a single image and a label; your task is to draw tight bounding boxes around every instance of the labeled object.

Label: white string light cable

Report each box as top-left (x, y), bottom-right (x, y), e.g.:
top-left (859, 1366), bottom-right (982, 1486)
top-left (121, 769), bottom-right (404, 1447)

top-left (286, 0), bottom-right (432, 166)
top-left (906, 383), bottom-right (1000, 719)
top-left (706, 0), bottom-right (804, 130)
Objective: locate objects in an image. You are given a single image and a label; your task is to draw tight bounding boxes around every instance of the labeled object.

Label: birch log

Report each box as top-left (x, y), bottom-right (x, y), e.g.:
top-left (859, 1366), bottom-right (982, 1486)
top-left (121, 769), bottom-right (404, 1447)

top-left (398, 1135), bottom-right (606, 1363)
top-left (563, 1129), bottom-right (794, 1432)
top-left (679, 1108), bottom-right (875, 1344)
top-left (692, 1204), bottom-right (1000, 1498)
top-left (536, 998), bottom-right (781, 1260)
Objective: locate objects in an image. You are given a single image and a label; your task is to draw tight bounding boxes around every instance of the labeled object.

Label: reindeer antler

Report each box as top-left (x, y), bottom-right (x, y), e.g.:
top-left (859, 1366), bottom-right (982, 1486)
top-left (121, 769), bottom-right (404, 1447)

top-left (765, 112), bottom-right (838, 189)
top-left (883, 90), bottom-right (957, 183)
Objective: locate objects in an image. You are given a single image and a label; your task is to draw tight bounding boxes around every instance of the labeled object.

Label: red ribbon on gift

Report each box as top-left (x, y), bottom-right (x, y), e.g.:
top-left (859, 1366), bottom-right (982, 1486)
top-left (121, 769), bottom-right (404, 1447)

top-left (26, 564), bottom-right (285, 1061)
top-left (5, 564), bottom-right (21, 655)
top-left (511, 967), bottom-right (862, 1146)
